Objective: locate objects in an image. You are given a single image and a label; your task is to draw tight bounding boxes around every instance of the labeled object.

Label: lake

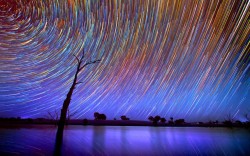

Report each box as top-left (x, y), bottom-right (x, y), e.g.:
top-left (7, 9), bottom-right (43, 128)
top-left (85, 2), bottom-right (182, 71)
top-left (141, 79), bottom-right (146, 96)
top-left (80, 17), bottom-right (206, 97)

top-left (0, 125), bottom-right (250, 155)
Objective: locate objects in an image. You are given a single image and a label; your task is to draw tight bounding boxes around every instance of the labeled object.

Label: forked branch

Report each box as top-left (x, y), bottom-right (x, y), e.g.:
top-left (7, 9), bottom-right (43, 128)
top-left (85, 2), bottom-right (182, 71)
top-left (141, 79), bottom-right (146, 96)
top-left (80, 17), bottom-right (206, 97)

top-left (73, 54), bottom-right (80, 64)
top-left (79, 59), bottom-right (101, 71)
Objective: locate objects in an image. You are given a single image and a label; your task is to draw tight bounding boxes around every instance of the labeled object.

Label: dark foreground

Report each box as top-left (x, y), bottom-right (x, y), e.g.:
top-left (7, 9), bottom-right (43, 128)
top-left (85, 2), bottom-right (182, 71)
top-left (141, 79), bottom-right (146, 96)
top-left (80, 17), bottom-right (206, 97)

top-left (0, 125), bottom-right (250, 155)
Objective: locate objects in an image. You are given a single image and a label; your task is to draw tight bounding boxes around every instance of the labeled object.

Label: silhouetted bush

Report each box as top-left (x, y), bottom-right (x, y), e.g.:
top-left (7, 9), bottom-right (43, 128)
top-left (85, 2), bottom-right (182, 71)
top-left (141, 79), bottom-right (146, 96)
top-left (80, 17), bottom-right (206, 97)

top-left (94, 112), bottom-right (99, 120)
top-left (160, 118), bottom-right (166, 123)
top-left (235, 120), bottom-right (242, 125)
top-left (121, 115), bottom-right (129, 120)
top-left (154, 116), bottom-right (161, 122)
top-left (198, 122), bottom-right (204, 125)
top-left (168, 117), bottom-right (174, 124)
top-left (148, 116), bottom-right (154, 121)
top-left (208, 120), bottom-right (219, 125)
top-left (152, 115), bottom-right (161, 125)
top-left (27, 118), bottom-right (33, 123)
top-left (175, 119), bottom-right (185, 124)
top-left (37, 118), bottom-right (45, 121)
top-left (148, 115), bottom-right (165, 125)
top-left (94, 112), bottom-right (106, 120)
top-left (246, 122), bottom-right (250, 127)
top-left (223, 120), bottom-right (233, 126)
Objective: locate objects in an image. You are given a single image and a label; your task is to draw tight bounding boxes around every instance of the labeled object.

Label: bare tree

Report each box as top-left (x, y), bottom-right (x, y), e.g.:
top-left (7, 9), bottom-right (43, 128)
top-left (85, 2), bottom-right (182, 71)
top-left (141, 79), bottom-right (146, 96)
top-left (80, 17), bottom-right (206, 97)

top-left (46, 110), bottom-right (59, 125)
top-left (55, 50), bottom-right (101, 154)
top-left (223, 113), bottom-right (234, 126)
top-left (67, 109), bottom-right (78, 122)
top-left (225, 113), bottom-right (234, 122)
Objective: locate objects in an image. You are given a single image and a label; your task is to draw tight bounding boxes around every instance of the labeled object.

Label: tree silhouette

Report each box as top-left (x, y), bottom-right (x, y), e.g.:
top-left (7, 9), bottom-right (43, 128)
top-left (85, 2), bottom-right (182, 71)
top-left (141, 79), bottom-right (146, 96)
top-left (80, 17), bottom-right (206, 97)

top-left (154, 115), bottom-right (161, 122)
top-left (152, 115), bottom-right (161, 125)
top-left (223, 113), bottom-right (234, 126)
top-left (148, 116), bottom-right (154, 121)
top-left (169, 117), bottom-right (174, 124)
top-left (54, 50), bottom-right (101, 154)
top-left (67, 109), bottom-right (77, 122)
top-left (160, 118), bottom-right (166, 123)
top-left (94, 112), bottom-right (100, 120)
top-left (94, 112), bottom-right (107, 120)
top-left (121, 115), bottom-right (130, 120)
top-left (175, 119), bottom-right (185, 124)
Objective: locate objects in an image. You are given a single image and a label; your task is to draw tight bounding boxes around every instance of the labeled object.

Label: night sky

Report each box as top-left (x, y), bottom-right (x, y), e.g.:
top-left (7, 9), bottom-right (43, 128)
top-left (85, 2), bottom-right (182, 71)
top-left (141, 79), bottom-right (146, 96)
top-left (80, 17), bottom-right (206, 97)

top-left (0, 0), bottom-right (249, 121)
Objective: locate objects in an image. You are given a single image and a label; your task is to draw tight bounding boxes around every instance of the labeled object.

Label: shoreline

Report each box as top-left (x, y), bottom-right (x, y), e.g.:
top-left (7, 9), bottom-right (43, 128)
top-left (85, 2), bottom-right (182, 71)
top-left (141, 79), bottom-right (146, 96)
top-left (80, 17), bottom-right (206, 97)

top-left (0, 119), bottom-right (249, 128)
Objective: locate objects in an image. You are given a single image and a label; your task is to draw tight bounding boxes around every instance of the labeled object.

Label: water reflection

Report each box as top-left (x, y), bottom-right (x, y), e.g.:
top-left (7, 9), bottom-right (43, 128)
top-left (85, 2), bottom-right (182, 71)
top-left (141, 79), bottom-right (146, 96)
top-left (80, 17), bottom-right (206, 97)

top-left (0, 126), bottom-right (250, 155)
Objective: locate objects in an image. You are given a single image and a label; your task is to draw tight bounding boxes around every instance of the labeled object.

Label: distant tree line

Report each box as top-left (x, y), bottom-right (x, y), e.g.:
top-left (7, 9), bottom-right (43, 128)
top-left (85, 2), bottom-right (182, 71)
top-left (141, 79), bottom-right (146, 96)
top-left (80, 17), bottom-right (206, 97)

top-left (1, 112), bottom-right (250, 128)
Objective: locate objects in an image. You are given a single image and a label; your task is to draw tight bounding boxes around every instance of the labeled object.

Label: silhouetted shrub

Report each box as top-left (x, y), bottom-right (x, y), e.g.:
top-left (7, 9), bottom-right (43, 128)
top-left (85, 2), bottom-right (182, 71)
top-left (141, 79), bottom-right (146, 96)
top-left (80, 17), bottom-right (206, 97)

top-left (37, 118), bottom-right (45, 121)
top-left (148, 115), bottom-right (166, 125)
top-left (170, 117), bottom-right (173, 120)
top-left (154, 116), bottom-right (161, 122)
top-left (198, 122), bottom-right (204, 125)
top-left (99, 114), bottom-right (106, 120)
top-left (121, 115), bottom-right (129, 120)
top-left (152, 115), bottom-right (161, 125)
top-left (223, 120), bottom-right (233, 126)
top-left (94, 112), bottom-right (106, 120)
top-left (246, 122), bottom-right (250, 127)
top-left (235, 120), bottom-right (242, 125)
top-left (94, 112), bottom-right (107, 120)
top-left (168, 117), bottom-right (174, 124)
top-left (94, 112), bottom-right (99, 120)
top-left (175, 119), bottom-right (185, 124)
top-left (27, 118), bottom-right (33, 123)
top-left (148, 116), bottom-right (154, 121)
top-left (160, 118), bottom-right (166, 123)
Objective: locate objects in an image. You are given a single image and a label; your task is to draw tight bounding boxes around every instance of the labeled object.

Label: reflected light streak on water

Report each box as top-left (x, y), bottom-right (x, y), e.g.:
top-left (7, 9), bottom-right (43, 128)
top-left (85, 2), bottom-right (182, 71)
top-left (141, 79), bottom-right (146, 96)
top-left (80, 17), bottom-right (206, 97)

top-left (0, 125), bottom-right (250, 155)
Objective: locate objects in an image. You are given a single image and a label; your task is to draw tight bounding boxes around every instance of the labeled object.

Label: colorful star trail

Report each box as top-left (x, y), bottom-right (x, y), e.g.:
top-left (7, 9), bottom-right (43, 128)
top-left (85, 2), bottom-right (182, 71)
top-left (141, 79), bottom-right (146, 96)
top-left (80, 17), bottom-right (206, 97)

top-left (0, 0), bottom-right (249, 121)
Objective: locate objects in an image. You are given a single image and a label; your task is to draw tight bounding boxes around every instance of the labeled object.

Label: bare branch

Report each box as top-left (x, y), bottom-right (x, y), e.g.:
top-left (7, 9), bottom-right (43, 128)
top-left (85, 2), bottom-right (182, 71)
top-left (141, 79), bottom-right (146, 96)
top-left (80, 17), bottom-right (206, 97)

top-left (79, 59), bottom-right (101, 71)
top-left (72, 111), bottom-right (78, 117)
top-left (48, 111), bottom-right (55, 120)
top-left (225, 113), bottom-right (234, 122)
top-left (73, 49), bottom-right (86, 65)
top-left (69, 111), bottom-right (78, 118)
top-left (79, 50), bottom-right (85, 62)
top-left (76, 82), bottom-right (84, 85)
top-left (55, 110), bottom-right (59, 120)
top-left (73, 54), bottom-right (80, 64)
top-left (67, 109), bottom-right (78, 121)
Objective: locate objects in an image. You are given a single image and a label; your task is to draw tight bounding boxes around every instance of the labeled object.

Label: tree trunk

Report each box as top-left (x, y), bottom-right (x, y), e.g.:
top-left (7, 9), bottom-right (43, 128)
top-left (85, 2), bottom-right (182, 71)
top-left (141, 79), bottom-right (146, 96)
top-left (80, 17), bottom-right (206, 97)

top-left (53, 51), bottom-right (100, 154)
top-left (54, 82), bottom-right (76, 154)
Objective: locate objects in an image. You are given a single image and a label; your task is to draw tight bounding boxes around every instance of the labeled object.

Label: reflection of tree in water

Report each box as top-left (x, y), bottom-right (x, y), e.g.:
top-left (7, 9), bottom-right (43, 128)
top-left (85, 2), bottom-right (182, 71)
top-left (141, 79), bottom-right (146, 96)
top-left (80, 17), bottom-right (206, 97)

top-left (150, 127), bottom-right (168, 155)
top-left (120, 127), bottom-right (131, 155)
top-left (92, 126), bottom-right (106, 155)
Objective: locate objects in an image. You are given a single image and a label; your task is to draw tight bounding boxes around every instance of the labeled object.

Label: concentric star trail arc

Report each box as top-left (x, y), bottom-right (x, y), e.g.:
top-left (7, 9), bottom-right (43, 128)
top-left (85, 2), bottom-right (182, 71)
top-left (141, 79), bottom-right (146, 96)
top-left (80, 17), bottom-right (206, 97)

top-left (0, 0), bottom-right (249, 121)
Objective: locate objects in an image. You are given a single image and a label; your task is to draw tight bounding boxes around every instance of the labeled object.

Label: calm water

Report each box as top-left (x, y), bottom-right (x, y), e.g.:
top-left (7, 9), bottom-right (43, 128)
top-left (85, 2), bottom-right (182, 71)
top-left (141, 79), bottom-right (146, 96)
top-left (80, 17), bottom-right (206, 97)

top-left (0, 125), bottom-right (250, 155)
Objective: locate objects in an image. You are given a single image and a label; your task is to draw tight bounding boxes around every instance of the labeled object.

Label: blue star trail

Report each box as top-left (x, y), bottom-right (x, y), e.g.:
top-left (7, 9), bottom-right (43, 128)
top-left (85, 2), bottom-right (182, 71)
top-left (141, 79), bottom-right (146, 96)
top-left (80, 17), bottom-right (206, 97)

top-left (0, 0), bottom-right (249, 121)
